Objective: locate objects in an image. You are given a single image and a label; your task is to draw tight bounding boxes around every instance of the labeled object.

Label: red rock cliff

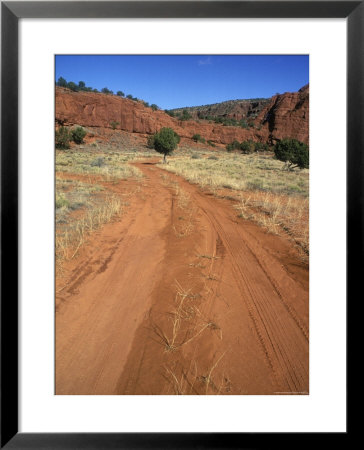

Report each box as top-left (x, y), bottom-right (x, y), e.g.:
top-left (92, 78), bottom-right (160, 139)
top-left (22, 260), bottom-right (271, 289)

top-left (256, 84), bottom-right (309, 143)
top-left (55, 86), bottom-right (309, 145)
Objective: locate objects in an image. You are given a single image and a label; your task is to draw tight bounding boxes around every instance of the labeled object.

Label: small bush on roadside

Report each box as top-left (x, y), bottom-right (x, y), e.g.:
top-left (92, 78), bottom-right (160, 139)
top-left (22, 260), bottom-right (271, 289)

top-left (55, 126), bottom-right (71, 149)
top-left (274, 138), bottom-right (309, 170)
top-left (153, 127), bottom-right (180, 163)
top-left (208, 155), bottom-right (219, 160)
top-left (71, 127), bottom-right (87, 144)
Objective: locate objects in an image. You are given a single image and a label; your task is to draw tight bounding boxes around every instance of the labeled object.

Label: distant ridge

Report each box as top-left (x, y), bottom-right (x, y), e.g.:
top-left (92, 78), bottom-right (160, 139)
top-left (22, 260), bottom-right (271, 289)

top-left (170, 97), bottom-right (271, 122)
top-left (169, 86), bottom-right (308, 124)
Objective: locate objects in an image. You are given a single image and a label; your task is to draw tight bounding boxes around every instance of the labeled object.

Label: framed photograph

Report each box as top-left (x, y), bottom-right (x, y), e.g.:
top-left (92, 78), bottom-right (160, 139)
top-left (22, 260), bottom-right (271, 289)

top-left (1, 1), bottom-right (357, 447)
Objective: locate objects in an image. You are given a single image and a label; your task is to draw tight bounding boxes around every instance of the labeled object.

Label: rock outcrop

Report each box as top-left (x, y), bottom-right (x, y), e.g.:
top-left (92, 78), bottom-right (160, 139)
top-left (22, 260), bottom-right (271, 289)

top-left (171, 98), bottom-right (271, 121)
top-left (256, 84), bottom-right (309, 143)
top-left (55, 85), bottom-right (309, 145)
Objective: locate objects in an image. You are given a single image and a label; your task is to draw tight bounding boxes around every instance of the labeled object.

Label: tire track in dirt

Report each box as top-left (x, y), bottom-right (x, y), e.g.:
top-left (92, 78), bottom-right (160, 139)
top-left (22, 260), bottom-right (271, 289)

top-left (56, 160), bottom-right (308, 395)
top-left (146, 163), bottom-right (309, 393)
top-left (56, 171), bottom-right (173, 394)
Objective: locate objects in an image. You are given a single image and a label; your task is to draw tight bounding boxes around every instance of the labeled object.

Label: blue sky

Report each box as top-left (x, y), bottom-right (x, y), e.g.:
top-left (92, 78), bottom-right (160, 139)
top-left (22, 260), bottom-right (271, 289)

top-left (55, 55), bottom-right (309, 110)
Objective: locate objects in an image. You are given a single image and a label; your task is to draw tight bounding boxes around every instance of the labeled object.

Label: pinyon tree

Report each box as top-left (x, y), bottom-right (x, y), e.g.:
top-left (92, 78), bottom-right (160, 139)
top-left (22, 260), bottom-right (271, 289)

top-left (152, 127), bottom-right (180, 163)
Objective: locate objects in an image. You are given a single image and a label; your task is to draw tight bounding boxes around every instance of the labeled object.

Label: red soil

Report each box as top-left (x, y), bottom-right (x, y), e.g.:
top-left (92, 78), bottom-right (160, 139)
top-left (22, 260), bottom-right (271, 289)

top-left (56, 161), bottom-right (308, 395)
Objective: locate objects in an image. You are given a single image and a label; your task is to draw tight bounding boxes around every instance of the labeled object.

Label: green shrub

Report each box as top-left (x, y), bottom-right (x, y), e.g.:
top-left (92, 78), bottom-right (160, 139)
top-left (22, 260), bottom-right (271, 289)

top-left (101, 87), bottom-right (113, 95)
top-left (191, 153), bottom-right (201, 159)
top-left (192, 133), bottom-right (205, 143)
top-left (179, 109), bottom-right (192, 121)
top-left (240, 140), bottom-right (256, 154)
top-left (67, 81), bottom-right (78, 92)
top-left (153, 127), bottom-right (180, 163)
top-left (116, 91), bottom-right (125, 97)
top-left (274, 138), bottom-right (309, 170)
top-left (254, 142), bottom-right (269, 152)
top-left (226, 140), bottom-right (241, 152)
top-left (207, 140), bottom-right (216, 147)
top-left (208, 155), bottom-right (219, 160)
top-left (151, 104), bottom-right (159, 111)
top-left (55, 126), bottom-right (71, 149)
top-left (165, 110), bottom-right (175, 117)
top-left (71, 127), bottom-right (87, 144)
top-left (254, 142), bottom-right (263, 152)
top-left (56, 77), bottom-right (68, 88)
top-left (146, 134), bottom-right (155, 149)
top-left (110, 121), bottom-right (120, 130)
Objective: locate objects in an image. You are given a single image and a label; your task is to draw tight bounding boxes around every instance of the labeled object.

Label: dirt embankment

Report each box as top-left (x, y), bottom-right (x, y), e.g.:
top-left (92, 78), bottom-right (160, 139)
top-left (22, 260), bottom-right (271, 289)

top-left (55, 86), bottom-right (309, 145)
top-left (56, 161), bottom-right (309, 395)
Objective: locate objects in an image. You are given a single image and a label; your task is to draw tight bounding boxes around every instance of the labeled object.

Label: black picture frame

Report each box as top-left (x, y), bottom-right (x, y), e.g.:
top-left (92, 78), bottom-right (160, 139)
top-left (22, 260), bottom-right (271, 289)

top-left (1, 1), bottom-right (358, 448)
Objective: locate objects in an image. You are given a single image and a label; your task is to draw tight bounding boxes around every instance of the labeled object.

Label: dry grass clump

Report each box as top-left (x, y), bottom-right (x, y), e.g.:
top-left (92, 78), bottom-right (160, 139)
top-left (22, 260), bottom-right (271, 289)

top-left (159, 151), bottom-right (309, 254)
top-left (151, 281), bottom-right (209, 353)
top-left (56, 195), bottom-right (123, 268)
top-left (164, 352), bottom-right (230, 395)
top-left (171, 185), bottom-right (197, 237)
top-left (159, 151), bottom-right (308, 196)
top-left (55, 145), bottom-right (147, 272)
top-left (55, 176), bottom-right (124, 272)
top-left (235, 191), bottom-right (309, 255)
top-left (56, 149), bottom-right (144, 180)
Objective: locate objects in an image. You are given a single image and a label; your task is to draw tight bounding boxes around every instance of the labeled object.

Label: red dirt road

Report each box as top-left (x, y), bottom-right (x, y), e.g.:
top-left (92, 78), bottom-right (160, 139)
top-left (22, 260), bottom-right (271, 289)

top-left (56, 161), bottom-right (308, 395)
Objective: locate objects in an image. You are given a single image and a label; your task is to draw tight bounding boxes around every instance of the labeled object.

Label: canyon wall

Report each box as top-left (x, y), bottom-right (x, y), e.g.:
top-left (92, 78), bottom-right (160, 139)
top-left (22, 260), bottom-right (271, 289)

top-left (56, 85), bottom-right (309, 144)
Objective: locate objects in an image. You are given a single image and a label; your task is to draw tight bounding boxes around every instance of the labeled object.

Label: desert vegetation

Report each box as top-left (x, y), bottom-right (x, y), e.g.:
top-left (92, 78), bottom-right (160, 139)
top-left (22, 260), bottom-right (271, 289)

top-left (274, 138), bottom-right (309, 170)
top-left (226, 139), bottom-right (269, 153)
top-left (151, 127), bottom-right (180, 163)
top-left (55, 140), bottom-right (149, 275)
top-left (157, 149), bottom-right (309, 256)
top-left (56, 77), bottom-right (159, 110)
top-left (55, 126), bottom-right (88, 149)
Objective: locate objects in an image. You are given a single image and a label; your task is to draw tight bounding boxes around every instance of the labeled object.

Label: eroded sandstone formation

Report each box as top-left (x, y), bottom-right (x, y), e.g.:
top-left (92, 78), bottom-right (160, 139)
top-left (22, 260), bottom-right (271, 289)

top-left (256, 84), bottom-right (309, 143)
top-left (55, 85), bottom-right (309, 145)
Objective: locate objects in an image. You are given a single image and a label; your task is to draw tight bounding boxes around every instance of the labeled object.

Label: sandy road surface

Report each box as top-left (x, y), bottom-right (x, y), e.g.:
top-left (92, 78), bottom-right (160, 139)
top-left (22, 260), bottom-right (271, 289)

top-left (56, 161), bottom-right (308, 395)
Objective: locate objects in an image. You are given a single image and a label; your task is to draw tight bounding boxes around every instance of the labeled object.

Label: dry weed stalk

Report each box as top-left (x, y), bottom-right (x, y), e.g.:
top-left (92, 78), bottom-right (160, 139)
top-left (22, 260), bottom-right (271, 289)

top-left (56, 195), bottom-right (123, 267)
top-left (201, 351), bottom-right (227, 395)
top-left (151, 281), bottom-right (209, 352)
